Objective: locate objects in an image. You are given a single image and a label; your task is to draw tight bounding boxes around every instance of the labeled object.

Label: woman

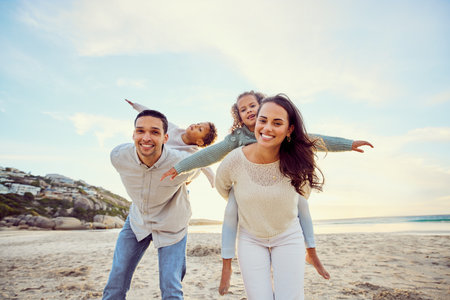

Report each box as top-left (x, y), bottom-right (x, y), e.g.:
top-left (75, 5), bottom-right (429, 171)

top-left (215, 94), bottom-right (324, 299)
top-left (160, 91), bottom-right (372, 294)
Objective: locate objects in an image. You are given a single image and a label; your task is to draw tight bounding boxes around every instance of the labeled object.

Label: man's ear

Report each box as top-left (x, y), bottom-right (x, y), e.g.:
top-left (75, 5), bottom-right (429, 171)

top-left (163, 133), bottom-right (169, 144)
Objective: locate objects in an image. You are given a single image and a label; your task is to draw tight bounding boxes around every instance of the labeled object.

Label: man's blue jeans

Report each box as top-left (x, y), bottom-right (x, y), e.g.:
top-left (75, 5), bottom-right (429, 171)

top-left (103, 218), bottom-right (187, 299)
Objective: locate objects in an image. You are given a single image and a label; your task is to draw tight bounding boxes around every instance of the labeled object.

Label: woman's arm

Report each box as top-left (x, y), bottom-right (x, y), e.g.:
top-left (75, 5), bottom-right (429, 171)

top-left (221, 188), bottom-right (238, 259)
top-left (215, 154), bottom-right (234, 199)
top-left (298, 195), bottom-right (315, 248)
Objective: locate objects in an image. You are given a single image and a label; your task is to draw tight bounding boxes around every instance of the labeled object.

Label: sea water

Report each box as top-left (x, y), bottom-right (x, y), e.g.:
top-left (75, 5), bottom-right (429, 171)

top-left (188, 214), bottom-right (450, 235)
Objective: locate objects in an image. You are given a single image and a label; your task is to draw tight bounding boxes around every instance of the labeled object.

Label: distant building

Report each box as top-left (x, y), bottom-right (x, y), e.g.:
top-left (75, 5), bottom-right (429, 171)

top-left (0, 184), bottom-right (9, 194)
top-left (45, 174), bottom-right (74, 185)
top-left (9, 183), bottom-right (41, 196)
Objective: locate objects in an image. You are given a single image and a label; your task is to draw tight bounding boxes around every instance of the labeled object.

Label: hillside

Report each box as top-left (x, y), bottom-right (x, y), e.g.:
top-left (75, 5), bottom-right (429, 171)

top-left (0, 166), bottom-right (130, 223)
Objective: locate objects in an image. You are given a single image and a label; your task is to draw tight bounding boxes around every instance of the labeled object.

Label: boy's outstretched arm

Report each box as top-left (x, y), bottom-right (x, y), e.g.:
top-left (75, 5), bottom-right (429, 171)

top-left (125, 99), bottom-right (149, 113)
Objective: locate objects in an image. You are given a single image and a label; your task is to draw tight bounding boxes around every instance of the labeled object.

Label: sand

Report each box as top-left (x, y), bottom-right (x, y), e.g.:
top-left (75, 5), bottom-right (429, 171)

top-left (0, 229), bottom-right (449, 299)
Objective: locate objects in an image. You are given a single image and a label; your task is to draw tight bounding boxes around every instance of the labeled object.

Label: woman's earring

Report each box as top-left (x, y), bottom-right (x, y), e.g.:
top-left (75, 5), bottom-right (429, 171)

top-left (286, 135), bottom-right (291, 142)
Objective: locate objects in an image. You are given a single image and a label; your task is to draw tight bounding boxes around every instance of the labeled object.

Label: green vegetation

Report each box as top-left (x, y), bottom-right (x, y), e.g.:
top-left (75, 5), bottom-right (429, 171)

top-left (0, 167), bottom-right (130, 222)
top-left (0, 193), bottom-right (128, 222)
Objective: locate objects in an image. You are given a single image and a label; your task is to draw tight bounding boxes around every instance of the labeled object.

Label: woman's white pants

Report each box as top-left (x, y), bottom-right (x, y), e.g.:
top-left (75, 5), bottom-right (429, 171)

top-left (238, 221), bottom-right (305, 300)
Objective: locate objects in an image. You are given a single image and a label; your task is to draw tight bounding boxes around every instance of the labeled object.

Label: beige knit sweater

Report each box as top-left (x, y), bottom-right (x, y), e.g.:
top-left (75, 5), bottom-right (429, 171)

top-left (215, 147), bottom-right (299, 239)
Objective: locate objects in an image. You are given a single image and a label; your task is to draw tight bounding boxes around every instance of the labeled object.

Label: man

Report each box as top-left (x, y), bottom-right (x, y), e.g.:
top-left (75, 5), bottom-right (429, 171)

top-left (103, 109), bottom-right (199, 299)
top-left (125, 99), bottom-right (217, 187)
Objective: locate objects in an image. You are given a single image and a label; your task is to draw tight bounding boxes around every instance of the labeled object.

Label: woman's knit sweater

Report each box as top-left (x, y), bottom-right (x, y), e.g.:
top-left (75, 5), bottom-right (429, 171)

top-left (215, 147), bottom-right (299, 238)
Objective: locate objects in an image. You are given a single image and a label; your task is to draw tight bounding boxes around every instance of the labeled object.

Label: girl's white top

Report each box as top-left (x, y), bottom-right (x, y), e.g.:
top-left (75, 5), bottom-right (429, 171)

top-left (215, 147), bottom-right (299, 239)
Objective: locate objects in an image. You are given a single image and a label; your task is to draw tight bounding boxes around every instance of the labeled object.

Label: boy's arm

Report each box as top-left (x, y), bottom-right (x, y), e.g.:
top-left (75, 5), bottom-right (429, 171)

top-left (125, 99), bottom-right (149, 113)
top-left (201, 167), bottom-right (215, 188)
top-left (126, 99), bottom-right (178, 132)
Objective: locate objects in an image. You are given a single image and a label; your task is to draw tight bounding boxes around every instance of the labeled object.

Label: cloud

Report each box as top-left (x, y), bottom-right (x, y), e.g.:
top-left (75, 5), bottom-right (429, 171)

top-left (427, 90), bottom-right (450, 105)
top-left (116, 78), bottom-right (147, 88)
top-left (44, 111), bottom-right (132, 147)
top-left (403, 127), bottom-right (450, 143)
top-left (0, 154), bottom-right (66, 161)
top-left (20, 0), bottom-right (444, 104)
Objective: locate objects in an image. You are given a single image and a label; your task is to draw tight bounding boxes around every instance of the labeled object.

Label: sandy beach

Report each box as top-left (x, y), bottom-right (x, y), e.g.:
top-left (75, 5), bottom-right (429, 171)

top-left (0, 229), bottom-right (449, 299)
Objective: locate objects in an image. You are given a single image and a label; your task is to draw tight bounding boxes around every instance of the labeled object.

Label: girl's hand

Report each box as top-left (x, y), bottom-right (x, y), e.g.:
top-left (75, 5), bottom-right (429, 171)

top-left (161, 167), bottom-right (179, 181)
top-left (351, 140), bottom-right (374, 153)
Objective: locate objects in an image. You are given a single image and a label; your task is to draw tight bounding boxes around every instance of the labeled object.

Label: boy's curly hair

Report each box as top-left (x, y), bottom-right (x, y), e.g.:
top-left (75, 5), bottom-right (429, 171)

top-left (200, 122), bottom-right (218, 147)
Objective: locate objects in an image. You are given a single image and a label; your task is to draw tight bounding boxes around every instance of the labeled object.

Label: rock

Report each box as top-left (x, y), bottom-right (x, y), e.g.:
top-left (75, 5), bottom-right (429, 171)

top-left (73, 197), bottom-right (94, 210)
top-left (54, 217), bottom-right (85, 230)
top-left (34, 216), bottom-right (56, 229)
top-left (18, 224), bottom-right (29, 229)
top-left (90, 222), bottom-right (107, 229)
top-left (93, 215), bottom-right (124, 229)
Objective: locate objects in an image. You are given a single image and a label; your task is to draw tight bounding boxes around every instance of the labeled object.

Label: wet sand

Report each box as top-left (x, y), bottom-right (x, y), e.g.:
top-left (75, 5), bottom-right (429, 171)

top-left (0, 229), bottom-right (449, 299)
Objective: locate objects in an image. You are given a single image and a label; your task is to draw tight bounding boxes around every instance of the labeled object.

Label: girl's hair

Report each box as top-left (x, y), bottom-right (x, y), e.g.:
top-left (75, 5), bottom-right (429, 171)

top-left (258, 94), bottom-right (324, 195)
top-left (230, 90), bottom-right (265, 132)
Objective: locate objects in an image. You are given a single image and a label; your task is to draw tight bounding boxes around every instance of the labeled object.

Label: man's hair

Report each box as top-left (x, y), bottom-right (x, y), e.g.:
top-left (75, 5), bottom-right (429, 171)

top-left (134, 110), bottom-right (168, 133)
top-left (200, 122), bottom-right (218, 147)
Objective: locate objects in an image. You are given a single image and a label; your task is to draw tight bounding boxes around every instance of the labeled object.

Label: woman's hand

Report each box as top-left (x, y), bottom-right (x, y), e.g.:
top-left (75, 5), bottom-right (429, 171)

top-left (161, 167), bottom-right (179, 181)
top-left (351, 140), bottom-right (374, 153)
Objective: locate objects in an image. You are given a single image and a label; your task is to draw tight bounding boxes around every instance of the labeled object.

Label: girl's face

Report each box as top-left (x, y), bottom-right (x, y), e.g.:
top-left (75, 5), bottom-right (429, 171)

top-left (255, 102), bottom-right (293, 149)
top-left (237, 95), bottom-right (260, 131)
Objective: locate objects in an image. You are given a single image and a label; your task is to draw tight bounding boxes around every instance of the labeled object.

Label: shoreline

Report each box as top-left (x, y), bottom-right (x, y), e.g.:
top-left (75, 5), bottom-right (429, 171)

top-left (1, 230), bottom-right (449, 299)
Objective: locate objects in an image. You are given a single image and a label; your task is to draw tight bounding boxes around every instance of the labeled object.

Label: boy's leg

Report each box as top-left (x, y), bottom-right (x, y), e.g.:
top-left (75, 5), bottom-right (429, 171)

top-left (220, 188), bottom-right (238, 295)
top-left (158, 234), bottom-right (187, 300)
top-left (103, 217), bottom-right (152, 300)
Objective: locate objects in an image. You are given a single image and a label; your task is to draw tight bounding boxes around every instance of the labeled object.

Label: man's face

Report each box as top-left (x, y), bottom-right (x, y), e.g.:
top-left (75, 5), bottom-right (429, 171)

top-left (133, 116), bottom-right (168, 163)
top-left (185, 122), bottom-right (211, 146)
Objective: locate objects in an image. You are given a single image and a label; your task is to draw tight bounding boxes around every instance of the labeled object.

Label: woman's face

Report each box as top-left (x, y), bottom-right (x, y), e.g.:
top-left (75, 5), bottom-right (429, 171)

top-left (255, 102), bottom-right (293, 149)
top-left (237, 95), bottom-right (260, 131)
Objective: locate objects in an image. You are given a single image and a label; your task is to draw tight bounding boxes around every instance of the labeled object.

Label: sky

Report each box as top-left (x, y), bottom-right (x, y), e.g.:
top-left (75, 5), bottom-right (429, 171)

top-left (1, 0), bottom-right (449, 221)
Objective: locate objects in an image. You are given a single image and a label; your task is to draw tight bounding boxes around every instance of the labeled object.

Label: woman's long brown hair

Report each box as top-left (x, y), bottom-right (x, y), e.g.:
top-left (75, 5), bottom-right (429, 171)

top-left (258, 94), bottom-right (324, 195)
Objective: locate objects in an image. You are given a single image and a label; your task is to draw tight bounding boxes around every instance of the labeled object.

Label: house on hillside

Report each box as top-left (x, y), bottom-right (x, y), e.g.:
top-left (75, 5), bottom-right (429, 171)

top-left (0, 184), bottom-right (9, 194)
top-left (45, 174), bottom-right (74, 185)
top-left (9, 183), bottom-right (41, 196)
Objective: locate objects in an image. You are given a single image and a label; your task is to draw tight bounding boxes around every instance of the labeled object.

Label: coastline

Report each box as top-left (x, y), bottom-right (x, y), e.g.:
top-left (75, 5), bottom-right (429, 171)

top-left (1, 230), bottom-right (449, 299)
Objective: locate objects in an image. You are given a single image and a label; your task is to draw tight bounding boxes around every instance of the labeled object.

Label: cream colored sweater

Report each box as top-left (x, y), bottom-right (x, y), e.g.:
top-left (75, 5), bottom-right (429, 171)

top-left (215, 147), bottom-right (299, 239)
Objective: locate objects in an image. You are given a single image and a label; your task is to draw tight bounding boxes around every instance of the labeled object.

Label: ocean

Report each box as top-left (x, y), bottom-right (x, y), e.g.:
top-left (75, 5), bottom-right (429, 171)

top-left (188, 214), bottom-right (450, 235)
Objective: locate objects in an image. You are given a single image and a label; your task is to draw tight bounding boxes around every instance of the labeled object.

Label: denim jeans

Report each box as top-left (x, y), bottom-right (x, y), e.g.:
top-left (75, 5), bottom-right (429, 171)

top-left (103, 217), bottom-right (187, 300)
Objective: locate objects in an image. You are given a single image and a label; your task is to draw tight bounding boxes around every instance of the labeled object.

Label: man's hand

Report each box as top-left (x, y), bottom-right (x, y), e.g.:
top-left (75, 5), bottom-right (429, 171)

top-left (351, 140), bottom-right (374, 153)
top-left (161, 167), bottom-right (179, 181)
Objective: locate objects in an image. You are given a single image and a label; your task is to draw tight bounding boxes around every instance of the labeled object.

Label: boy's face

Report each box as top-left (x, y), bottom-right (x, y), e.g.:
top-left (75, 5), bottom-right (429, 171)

top-left (185, 122), bottom-right (211, 146)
